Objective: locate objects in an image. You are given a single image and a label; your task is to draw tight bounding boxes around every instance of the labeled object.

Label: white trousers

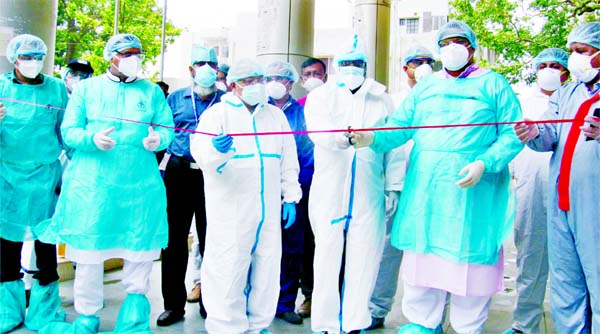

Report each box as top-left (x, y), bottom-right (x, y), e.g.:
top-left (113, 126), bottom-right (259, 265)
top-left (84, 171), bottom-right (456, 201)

top-left (402, 282), bottom-right (491, 334)
top-left (74, 260), bottom-right (153, 315)
top-left (311, 217), bottom-right (385, 334)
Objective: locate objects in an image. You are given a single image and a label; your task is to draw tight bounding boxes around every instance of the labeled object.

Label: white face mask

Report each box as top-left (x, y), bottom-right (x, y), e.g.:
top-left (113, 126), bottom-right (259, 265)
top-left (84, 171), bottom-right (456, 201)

top-left (440, 43), bottom-right (470, 71)
top-left (338, 66), bottom-right (365, 90)
top-left (17, 60), bottom-right (44, 79)
top-left (536, 67), bottom-right (563, 92)
top-left (266, 81), bottom-right (288, 100)
top-left (413, 64), bottom-right (433, 82)
top-left (302, 77), bottom-right (324, 91)
top-left (240, 83), bottom-right (266, 106)
top-left (65, 76), bottom-right (81, 93)
top-left (215, 81), bottom-right (228, 91)
top-left (117, 55), bottom-right (141, 77)
top-left (568, 51), bottom-right (600, 83)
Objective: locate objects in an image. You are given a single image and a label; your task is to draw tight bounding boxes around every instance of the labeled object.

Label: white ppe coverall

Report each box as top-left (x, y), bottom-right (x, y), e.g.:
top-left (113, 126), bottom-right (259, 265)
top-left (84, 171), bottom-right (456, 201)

top-left (304, 78), bottom-right (402, 334)
top-left (190, 93), bottom-right (301, 334)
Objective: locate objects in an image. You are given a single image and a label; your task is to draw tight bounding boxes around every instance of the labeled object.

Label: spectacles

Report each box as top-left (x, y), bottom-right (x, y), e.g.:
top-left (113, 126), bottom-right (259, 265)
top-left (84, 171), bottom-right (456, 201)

top-left (193, 61), bottom-right (217, 68)
top-left (339, 60), bottom-right (365, 68)
top-left (18, 54), bottom-right (44, 61)
top-left (407, 58), bottom-right (434, 67)
top-left (439, 38), bottom-right (471, 48)
top-left (236, 76), bottom-right (264, 86)
top-left (265, 76), bottom-right (290, 84)
top-left (116, 51), bottom-right (143, 58)
top-left (68, 70), bottom-right (92, 79)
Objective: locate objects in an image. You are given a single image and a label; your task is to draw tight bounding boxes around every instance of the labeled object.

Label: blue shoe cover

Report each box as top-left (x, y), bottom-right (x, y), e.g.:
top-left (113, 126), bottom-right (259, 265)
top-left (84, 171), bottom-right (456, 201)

top-left (39, 315), bottom-right (100, 334)
top-left (0, 280), bottom-right (25, 333)
top-left (398, 323), bottom-right (439, 334)
top-left (99, 294), bottom-right (151, 334)
top-left (25, 280), bottom-right (66, 330)
top-left (435, 324), bottom-right (444, 334)
top-left (502, 329), bottom-right (521, 334)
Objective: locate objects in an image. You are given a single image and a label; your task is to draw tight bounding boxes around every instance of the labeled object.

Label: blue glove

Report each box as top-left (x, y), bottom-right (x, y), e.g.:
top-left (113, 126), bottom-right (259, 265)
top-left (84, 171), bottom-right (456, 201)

top-left (212, 134), bottom-right (233, 153)
top-left (282, 202), bottom-right (296, 229)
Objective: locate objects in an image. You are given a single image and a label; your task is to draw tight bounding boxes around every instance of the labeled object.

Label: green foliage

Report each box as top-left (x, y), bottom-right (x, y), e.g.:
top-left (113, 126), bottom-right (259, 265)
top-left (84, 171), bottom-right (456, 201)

top-left (450, 0), bottom-right (600, 83)
top-left (56, 0), bottom-right (181, 78)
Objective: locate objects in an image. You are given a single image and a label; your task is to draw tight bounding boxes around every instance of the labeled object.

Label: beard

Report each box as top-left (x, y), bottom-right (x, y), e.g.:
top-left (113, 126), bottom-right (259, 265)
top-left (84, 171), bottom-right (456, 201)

top-left (194, 84), bottom-right (217, 97)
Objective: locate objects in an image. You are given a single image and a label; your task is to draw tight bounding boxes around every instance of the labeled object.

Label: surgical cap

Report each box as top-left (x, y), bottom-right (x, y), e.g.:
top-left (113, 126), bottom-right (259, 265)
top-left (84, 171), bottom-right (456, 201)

top-left (227, 58), bottom-right (264, 85)
top-left (534, 48), bottom-right (569, 70)
top-left (437, 20), bottom-right (477, 50)
top-left (6, 34), bottom-right (47, 64)
top-left (218, 64), bottom-right (230, 74)
top-left (265, 61), bottom-right (299, 82)
top-left (103, 34), bottom-right (142, 61)
top-left (567, 22), bottom-right (600, 50)
top-left (336, 34), bottom-right (368, 64)
top-left (191, 45), bottom-right (218, 65)
top-left (403, 45), bottom-right (434, 66)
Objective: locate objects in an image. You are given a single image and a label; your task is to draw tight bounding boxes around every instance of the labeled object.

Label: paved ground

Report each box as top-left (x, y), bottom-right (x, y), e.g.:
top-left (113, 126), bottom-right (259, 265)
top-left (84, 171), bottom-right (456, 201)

top-left (11, 236), bottom-right (556, 334)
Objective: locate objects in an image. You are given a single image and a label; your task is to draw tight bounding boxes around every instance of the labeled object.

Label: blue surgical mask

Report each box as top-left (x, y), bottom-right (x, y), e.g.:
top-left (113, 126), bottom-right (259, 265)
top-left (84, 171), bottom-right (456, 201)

top-left (194, 64), bottom-right (217, 87)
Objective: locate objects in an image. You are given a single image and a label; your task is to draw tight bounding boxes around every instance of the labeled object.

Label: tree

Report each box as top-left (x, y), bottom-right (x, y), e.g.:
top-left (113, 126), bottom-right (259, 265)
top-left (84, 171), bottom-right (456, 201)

top-left (450, 0), bottom-right (600, 83)
top-left (56, 0), bottom-right (181, 78)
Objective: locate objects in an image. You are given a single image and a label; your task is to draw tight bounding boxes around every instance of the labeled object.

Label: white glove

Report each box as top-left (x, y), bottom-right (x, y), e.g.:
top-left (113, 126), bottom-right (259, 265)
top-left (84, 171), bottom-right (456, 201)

top-left (456, 160), bottom-right (485, 188)
top-left (334, 132), bottom-right (352, 149)
top-left (385, 190), bottom-right (400, 218)
top-left (0, 103), bottom-right (6, 122)
top-left (348, 131), bottom-right (374, 148)
top-left (142, 126), bottom-right (160, 151)
top-left (93, 127), bottom-right (116, 151)
top-left (513, 118), bottom-right (539, 144)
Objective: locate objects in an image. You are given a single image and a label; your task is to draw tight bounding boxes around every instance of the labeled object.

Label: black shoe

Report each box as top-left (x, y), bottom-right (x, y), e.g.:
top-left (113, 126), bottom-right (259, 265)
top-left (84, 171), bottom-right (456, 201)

top-left (199, 296), bottom-right (207, 319)
top-left (156, 310), bottom-right (185, 326)
top-left (365, 316), bottom-right (384, 330)
top-left (275, 311), bottom-right (303, 325)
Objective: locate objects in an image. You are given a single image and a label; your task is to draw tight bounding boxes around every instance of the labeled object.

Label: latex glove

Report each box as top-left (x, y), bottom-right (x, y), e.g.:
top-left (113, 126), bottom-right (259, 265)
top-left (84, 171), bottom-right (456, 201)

top-left (348, 131), bottom-right (374, 148)
top-left (93, 127), bottom-right (116, 151)
top-left (513, 119), bottom-right (539, 144)
top-left (581, 115), bottom-right (600, 141)
top-left (334, 133), bottom-right (352, 149)
top-left (282, 202), bottom-right (296, 229)
top-left (142, 126), bottom-right (161, 151)
top-left (0, 103), bottom-right (6, 122)
top-left (212, 134), bottom-right (233, 153)
top-left (385, 190), bottom-right (400, 218)
top-left (456, 160), bottom-right (485, 188)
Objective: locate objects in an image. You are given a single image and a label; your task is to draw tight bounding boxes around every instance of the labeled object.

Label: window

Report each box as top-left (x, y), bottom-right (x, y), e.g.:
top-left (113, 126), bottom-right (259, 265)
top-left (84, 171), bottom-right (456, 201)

top-left (400, 18), bottom-right (419, 34)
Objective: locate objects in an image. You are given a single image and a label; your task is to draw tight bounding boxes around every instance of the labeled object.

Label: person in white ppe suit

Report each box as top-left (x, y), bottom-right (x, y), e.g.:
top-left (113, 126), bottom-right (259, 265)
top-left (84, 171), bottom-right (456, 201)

top-left (37, 33), bottom-right (174, 334)
top-left (304, 35), bottom-right (402, 334)
top-left (514, 22), bottom-right (600, 334)
top-left (190, 58), bottom-right (302, 334)
top-left (504, 48), bottom-right (570, 334)
top-left (367, 45), bottom-right (435, 331)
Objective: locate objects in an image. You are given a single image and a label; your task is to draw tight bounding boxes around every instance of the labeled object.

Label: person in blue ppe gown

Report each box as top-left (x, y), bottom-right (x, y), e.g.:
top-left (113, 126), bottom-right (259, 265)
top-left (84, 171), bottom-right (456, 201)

top-left (36, 33), bottom-right (174, 334)
top-left (514, 22), bottom-right (600, 334)
top-left (504, 48), bottom-right (570, 334)
top-left (189, 58), bottom-right (302, 334)
top-left (0, 33), bottom-right (68, 334)
top-left (304, 35), bottom-right (403, 334)
top-left (264, 60), bottom-right (315, 325)
top-left (156, 45), bottom-right (225, 327)
top-left (366, 45), bottom-right (435, 331)
top-left (350, 20), bottom-right (523, 334)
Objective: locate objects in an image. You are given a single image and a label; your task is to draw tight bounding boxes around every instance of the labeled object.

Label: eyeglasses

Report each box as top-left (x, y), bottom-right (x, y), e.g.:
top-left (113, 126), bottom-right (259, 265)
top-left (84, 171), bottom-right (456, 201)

top-left (67, 70), bottom-right (92, 79)
top-left (439, 38), bottom-right (471, 48)
top-left (193, 61), bottom-right (218, 68)
top-left (116, 51), bottom-right (143, 58)
top-left (236, 76), bottom-right (264, 86)
top-left (265, 76), bottom-right (290, 84)
top-left (339, 60), bottom-right (365, 68)
top-left (18, 54), bottom-right (44, 61)
top-left (407, 58), bottom-right (434, 67)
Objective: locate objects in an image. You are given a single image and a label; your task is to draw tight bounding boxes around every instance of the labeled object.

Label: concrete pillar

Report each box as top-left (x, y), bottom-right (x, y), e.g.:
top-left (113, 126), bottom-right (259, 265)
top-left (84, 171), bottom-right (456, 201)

top-left (353, 0), bottom-right (390, 86)
top-left (0, 0), bottom-right (58, 74)
top-left (256, 0), bottom-right (315, 98)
